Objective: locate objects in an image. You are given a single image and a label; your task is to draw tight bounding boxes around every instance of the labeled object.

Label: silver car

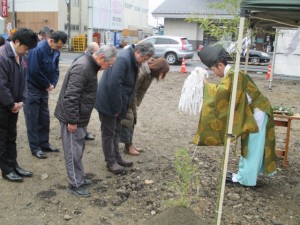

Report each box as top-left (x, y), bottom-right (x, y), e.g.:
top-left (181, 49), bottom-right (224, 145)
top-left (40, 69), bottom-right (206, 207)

top-left (138, 35), bottom-right (194, 65)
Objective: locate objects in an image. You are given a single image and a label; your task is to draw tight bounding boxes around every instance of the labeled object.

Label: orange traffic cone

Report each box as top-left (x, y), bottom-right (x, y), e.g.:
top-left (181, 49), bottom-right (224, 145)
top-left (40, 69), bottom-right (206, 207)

top-left (266, 61), bottom-right (272, 79)
top-left (181, 58), bottom-right (187, 73)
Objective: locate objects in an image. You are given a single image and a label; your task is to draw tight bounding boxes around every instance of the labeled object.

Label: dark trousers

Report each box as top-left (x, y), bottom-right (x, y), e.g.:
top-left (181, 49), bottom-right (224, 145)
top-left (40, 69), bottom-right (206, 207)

top-left (24, 83), bottom-right (50, 153)
top-left (99, 113), bottom-right (122, 165)
top-left (0, 107), bottom-right (19, 174)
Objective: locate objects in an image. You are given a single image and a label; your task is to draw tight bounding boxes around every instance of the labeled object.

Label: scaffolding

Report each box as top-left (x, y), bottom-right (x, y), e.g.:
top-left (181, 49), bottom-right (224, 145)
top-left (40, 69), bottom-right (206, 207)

top-left (71, 34), bottom-right (86, 52)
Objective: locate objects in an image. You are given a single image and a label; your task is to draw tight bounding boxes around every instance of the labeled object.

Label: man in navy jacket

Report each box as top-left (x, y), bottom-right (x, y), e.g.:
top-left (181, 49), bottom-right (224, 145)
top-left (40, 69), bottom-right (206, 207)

top-left (95, 42), bottom-right (154, 174)
top-left (25, 31), bottom-right (67, 159)
top-left (0, 28), bottom-right (38, 182)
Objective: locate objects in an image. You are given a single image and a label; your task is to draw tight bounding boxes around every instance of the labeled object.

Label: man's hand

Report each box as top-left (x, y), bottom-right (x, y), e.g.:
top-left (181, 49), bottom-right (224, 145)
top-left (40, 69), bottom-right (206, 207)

top-left (47, 84), bottom-right (55, 92)
top-left (67, 124), bottom-right (77, 133)
top-left (11, 102), bottom-right (24, 113)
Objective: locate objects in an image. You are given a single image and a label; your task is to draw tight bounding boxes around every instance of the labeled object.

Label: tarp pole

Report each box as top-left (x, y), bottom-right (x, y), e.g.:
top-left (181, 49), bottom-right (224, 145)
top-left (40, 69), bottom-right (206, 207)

top-left (216, 16), bottom-right (245, 225)
top-left (244, 28), bottom-right (252, 74)
top-left (269, 28), bottom-right (278, 90)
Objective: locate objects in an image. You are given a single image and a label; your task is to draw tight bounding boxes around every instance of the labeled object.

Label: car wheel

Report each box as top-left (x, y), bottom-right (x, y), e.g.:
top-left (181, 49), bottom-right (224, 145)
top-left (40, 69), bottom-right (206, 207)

top-left (165, 52), bottom-right (178, 65)
top-left (249, 56), bottom-right (259, 64)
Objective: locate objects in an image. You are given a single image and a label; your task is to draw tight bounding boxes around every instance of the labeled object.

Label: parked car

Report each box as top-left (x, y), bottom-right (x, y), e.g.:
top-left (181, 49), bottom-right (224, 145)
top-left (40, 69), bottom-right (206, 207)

top-left (138, 35), bottom-right (194, 65)
top-left (198, 40), bottom-right (271, 65)
top-left (198, 47), bottom-right (270, 65)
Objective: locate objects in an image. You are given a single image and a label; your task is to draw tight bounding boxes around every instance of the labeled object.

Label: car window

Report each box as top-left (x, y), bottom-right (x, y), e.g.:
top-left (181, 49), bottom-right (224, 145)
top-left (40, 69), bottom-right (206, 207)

top-left (181, 38), bottom-right (190, 45)
top-left (144, 38), bottom-right (156, 44)
top-left (156, 38), bottom-right (178, 45)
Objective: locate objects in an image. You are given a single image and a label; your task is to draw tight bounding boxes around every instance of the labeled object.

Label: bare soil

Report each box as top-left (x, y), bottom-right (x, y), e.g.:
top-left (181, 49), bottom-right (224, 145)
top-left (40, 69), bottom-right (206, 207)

top-left (0, 64), bottom-right (299, 225)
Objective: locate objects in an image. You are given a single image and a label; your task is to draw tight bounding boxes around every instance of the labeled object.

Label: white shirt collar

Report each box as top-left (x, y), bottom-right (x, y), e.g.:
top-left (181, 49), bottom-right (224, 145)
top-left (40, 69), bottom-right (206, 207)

top-left (9, 41), bottom-right (18, 57)
top-left (224, 64), bottom-right (231, 76)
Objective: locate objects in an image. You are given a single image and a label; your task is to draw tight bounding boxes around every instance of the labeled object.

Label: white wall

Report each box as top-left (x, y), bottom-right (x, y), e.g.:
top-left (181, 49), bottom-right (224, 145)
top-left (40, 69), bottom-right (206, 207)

top-left (0, 17), bottom-right (4, 34)
top-left (164, 18), bottom-right (200, 49)
top-left (13, 0), bottom-right (58, 12)
top-left (124, 0), bottom-right (149, 29)
top-left (57, 1), bottom-right (89, 37)
top-left (274, 28), bottom-right (300, 77)
top-left (57, 1), bottom-right (68, 31)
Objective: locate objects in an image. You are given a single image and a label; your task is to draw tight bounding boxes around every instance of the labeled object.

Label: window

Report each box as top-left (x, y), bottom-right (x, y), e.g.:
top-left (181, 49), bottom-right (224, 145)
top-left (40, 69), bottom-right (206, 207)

top-left (64, 24), bottom-right (79, 31)
top-left (125, 3), bottom-right (132, 9)
top-left (156, 38), bottom-right (178, 45)
top-left (144, 38), bottom-right (156, 44)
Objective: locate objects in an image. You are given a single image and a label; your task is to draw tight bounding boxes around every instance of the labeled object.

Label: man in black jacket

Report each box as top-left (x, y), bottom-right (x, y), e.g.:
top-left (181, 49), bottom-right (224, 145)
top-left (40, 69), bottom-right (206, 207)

top-left (73, 41), bottom-right (100, 141)
top-left (95, 42), bottom-right (154, 174)
top-left (54, 45), bottom-right (117, 197)
top-left (0, 28), bottom-right (38, 182)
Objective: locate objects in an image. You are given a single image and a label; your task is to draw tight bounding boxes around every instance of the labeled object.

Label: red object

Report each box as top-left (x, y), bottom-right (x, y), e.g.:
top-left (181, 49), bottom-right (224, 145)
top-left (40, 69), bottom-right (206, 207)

top-left (181, 58), bottom-right (187, 73)
top-left (266, 61), bottom-right (272, 79)
top-left (198, 44), bottom-right (204, 51)
top-left (92, 32), bottom-right (101, 45)
top-left (2, 0), bottom-right (8, 17)
top-left (180, 38), bottom-right (186, 50)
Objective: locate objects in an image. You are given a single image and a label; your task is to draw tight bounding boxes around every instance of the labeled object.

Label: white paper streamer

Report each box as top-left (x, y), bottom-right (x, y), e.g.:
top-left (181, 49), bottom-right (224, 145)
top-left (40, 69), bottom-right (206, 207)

top-left (178, 67), bottom-right (209, 115)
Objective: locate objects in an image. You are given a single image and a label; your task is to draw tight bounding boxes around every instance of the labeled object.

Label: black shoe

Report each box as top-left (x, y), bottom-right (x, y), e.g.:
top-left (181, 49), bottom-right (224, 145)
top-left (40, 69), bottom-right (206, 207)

top-left (106, 163), bottom-right (125, 174)
top-left (226, 171), bottom-right (234, 183)
top-left (117, 159), bottom-right (133, 167)
top-left (32, 150), bottom-right (47, 159)
top-left (42, 145), bottom-right (60, 152)
top-left (68, 185), bottom-right (91, 197)
top-left (85, 133), bottom-right (95, 140)
top-left (2, 171), bottom-right (23, 182)
top-left (81, 179), bottom-right (93, 188)
top-left (15, 167), bottom-right (33, 177)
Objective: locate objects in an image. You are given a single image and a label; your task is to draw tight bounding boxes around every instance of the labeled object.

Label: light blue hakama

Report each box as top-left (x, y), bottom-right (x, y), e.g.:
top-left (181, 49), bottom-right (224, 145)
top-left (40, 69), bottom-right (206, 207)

top-left (236, 113), bottom-right (268, 186)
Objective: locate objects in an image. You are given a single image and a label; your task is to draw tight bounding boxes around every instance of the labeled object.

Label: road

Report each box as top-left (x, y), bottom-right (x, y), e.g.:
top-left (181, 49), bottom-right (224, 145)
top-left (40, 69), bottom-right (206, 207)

top-left (60, 51), bottom-right (268, 74)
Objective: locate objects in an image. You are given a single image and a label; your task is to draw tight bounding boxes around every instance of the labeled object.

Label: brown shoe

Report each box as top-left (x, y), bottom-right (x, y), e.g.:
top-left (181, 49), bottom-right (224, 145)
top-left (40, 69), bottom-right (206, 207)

top-left (106, 163), bottom-right (125, 174)
top-left (124, 144), bottom-right (140, 155)
top-left (128, 146), bottom-right (140, 155)
top-left (117, 159), bottom-right (133, 167)
top-left (132, 145), bottom-right (143, 152)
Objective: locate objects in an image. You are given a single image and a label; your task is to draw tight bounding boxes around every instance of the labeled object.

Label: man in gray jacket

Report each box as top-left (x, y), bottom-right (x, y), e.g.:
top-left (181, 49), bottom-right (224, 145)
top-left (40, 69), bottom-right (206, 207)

top-left (95, 42), bottom-right (154, 174)
top-left (54, 45), bottom-right (117, 197)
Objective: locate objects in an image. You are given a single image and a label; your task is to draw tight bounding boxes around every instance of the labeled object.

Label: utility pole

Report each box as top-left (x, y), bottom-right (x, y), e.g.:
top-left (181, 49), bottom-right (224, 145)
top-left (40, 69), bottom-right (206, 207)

top-left (87, 0), bottom-right (93, 44)
top-left (66, 0), bottom-right (71, 49)
top-left (12, 0), bottom-right (16, 28)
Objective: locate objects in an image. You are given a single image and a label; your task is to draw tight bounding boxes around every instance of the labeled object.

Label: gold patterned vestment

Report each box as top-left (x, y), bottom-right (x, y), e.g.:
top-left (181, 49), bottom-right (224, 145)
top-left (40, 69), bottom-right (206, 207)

top-left (193, 69), bottom-right (276, 174)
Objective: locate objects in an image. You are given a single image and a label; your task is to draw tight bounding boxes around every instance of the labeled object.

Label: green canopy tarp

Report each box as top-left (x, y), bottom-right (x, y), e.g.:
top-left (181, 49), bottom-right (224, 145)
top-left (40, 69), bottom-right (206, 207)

top-left (240, 0), bottom-right (300, 27)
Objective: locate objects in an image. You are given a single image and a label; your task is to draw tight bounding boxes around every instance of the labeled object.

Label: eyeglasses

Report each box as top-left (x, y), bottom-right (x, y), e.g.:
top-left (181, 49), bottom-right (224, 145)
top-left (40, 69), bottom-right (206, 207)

top-left (53, 43), bottom-right (65, 48)
top-left (50, 39), bottom-right (65, 50)
top-left (104, 58), bottom-right (116, 67)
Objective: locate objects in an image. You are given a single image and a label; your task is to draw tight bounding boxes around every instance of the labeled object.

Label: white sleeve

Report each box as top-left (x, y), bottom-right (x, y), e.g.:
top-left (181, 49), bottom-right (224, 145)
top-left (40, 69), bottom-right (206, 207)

top-left (246, 92), bottom-right (266, 130)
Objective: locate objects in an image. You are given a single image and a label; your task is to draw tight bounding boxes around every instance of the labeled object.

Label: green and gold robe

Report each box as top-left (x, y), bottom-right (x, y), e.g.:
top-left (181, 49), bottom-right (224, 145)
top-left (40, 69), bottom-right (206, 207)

top-left (193, 69), bottom-right (276, 174)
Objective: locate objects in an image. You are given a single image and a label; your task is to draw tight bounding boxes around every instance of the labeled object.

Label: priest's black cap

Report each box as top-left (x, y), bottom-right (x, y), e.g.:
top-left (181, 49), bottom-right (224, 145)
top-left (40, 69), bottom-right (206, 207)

top-left (198, 43), bottom-right (232, 68)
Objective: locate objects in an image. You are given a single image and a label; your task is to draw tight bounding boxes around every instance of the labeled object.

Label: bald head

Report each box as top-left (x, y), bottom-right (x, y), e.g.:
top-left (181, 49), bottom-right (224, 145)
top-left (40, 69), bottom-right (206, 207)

top-left (86, 42), bottom-right (99, 54)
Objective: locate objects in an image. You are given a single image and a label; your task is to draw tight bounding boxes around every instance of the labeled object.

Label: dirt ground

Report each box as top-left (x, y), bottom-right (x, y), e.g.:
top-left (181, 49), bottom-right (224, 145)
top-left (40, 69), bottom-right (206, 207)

top-left (0, 64), bottom-right (299, 225)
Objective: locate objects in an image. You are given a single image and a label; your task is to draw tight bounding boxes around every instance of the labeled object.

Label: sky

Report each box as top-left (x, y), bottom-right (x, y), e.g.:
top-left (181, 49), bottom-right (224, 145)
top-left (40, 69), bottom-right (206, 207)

top-left (148, 0), bottom-right (165, 27)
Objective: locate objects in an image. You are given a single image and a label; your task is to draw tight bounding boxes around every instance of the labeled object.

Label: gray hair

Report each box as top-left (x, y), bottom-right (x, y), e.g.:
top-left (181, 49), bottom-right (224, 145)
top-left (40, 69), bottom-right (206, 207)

top-left (94, 45), bottom-right (118, 61)
top-left (135, 42), bottom-right (155, 57)
top-left (86, 42), bottom-right (99, 54)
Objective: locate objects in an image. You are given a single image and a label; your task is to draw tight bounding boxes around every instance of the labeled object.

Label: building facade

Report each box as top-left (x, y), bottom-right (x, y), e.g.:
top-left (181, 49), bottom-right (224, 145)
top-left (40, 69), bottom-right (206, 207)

top-left (152, 0), bottom-right (233, 50)
top-left (1, 0), bottom-right (150, 46)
